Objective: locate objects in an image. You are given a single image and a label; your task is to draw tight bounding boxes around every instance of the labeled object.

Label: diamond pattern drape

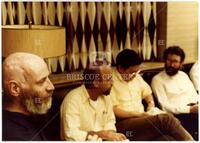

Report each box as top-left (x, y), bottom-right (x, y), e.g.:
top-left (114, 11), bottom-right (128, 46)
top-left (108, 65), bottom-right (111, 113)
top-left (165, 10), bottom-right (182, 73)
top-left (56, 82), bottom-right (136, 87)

top-left (2, 1), bottom-right (157, 73)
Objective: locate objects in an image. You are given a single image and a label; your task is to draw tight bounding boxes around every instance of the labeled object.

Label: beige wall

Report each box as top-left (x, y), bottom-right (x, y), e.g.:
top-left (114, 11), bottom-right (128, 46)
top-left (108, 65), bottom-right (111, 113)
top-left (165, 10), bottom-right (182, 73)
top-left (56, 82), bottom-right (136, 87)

top-left (167, 2), bottom-right (198, 61)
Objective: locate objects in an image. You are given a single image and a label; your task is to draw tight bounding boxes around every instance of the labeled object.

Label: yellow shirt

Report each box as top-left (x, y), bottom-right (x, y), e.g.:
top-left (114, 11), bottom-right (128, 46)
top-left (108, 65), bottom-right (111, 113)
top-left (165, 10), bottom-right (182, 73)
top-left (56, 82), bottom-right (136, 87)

top-left (110, 69), bottom-right (152, 113)
top-left (60, 85), bottom-right (116, 141)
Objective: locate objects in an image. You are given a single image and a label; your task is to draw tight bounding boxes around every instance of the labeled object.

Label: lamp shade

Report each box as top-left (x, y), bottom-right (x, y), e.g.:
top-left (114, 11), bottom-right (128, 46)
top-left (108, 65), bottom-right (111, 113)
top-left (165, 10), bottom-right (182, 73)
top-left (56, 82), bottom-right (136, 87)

top-left (2, 25), bottom-right (66, 58)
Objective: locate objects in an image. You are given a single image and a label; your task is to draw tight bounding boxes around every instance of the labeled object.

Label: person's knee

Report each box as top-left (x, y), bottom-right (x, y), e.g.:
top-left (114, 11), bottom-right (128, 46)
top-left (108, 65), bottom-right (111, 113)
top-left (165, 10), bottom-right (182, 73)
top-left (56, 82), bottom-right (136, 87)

top-left (155, 135), bottom-right (175, 141)
top-left (158, 113), bottom-right (181, 124)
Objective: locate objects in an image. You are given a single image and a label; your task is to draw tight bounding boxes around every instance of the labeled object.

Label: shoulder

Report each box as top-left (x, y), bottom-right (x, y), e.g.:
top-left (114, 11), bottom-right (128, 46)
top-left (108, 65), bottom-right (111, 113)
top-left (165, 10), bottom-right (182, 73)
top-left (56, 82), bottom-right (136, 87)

top-left (178, 71), bottom-right (189, 78)
top-left (112, 68), bottom-right (121, 81)
top-left (2, 111), bottom-right (43, 141)
top-left (65, 85), bottom-right (84, 98)
top-left (134, 74), bottom-right (147, 85)
top-left (136, 74), bottom-right (144, 80)
top-left (62, 85), bottom-right (85, 105)
top-left (190, 62), bottom-right (198, 71)
top-left (3, 111), bottom-right (19, 134)
top-left (178, 71), bottom-right (192, 83)
top-left (152, 71), bottom-right (165, 81)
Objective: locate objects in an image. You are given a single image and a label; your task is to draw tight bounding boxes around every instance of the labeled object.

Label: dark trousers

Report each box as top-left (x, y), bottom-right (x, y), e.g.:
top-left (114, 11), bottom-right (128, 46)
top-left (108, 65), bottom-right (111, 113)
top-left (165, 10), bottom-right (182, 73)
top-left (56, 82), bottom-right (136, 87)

top-left (116, 114), bottom-right (194, 141)
top-left (175, 113), bottom-right (198, 140)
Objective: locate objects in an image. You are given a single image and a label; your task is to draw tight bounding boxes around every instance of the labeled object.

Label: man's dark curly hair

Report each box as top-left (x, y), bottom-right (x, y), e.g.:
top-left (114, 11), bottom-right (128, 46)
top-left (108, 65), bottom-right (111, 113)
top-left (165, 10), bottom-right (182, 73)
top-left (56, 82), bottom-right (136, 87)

top-left (163, 46), bottom-right (185, 62)
top-left (116, 49), bottom-right (142, 70)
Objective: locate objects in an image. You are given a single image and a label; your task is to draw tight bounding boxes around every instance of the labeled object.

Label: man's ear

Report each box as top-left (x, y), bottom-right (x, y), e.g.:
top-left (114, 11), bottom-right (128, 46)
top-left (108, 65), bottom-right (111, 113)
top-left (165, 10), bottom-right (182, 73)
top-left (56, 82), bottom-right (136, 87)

top-left (180, 61), bottom-right (184, 69)
top-left (8, 80), bottom-right (21, 97)
top-left (118, 65), bottom-right (124, 73)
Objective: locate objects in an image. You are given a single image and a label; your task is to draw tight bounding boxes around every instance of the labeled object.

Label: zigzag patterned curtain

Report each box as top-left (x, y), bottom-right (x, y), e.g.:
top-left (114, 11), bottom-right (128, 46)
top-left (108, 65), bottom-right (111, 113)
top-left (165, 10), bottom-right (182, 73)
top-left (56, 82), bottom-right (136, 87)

top-left (2, 2), bottom-right (158, 73)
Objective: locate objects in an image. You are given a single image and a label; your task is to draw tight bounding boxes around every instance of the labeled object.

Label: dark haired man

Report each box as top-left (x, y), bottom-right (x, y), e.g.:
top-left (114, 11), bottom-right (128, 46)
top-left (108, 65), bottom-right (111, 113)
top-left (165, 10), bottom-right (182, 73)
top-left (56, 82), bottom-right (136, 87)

top-left (151, 46), bottom-right (198, 139)
top-left (60, 63), bottom-right (127, 141)
top-left (110, 49), bottom-right (193, 141)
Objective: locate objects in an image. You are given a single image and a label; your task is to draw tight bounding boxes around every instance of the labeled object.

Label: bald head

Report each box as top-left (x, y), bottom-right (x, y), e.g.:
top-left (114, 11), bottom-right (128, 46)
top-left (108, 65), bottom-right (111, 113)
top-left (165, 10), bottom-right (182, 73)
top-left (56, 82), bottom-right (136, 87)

top-left (83, 63), bottom-right (113, 97)
top-left (3, 52), bottom-right (46, 88)
top-left (3, 52), bottom-right (54, 115)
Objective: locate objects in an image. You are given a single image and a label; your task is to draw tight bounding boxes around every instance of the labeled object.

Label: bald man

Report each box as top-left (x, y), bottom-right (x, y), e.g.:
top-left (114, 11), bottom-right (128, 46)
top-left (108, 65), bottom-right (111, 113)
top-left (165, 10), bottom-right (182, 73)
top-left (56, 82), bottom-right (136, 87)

top-left (60, 63), bottom-right (127, 141)
top-left (2, 52), bottom-right (55, 141)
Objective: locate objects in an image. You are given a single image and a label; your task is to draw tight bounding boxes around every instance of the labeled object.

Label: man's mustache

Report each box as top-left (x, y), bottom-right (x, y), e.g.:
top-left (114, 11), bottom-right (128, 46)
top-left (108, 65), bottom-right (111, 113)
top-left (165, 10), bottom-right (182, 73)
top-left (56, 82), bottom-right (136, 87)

top-left (167, 67), bottom-right (175, 70)
top-left (34, 95), bottom-right (52, 104)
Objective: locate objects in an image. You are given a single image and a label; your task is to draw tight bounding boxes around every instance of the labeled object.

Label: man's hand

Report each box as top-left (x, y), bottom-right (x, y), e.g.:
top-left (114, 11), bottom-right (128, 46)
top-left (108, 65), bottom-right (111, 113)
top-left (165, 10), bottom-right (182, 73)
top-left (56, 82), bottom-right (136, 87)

top-left (146, 101), bottom-right (155, 111)
top-left (147, 106), bottom-right (154, 112)
top-left (88, 131), bottom-right (127, 141)
top-left (144, 95), bottom-right (155, 111)
top-left (86, 134), bottom-right (102, 141)
top-left (190, 104), bottom-right (198, 113)
top-left (142, 112), bottom-right (150, 116)
top-left (101, 132), bottom-right (127, 141)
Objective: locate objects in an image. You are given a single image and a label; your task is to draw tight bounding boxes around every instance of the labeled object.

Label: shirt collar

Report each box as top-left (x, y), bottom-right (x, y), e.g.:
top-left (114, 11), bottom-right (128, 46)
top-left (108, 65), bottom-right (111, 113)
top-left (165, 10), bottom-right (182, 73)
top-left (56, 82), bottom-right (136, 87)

top-left (81, 84), bottom-right (105, 104)
top-left (163, 70), bottom-right (180, 79)
top-left (81, 84), bottom-right (91, 103)
top-left (114, 68), bottom-right (138, 83)
top-left (114, 68), bottom-right (125, 82)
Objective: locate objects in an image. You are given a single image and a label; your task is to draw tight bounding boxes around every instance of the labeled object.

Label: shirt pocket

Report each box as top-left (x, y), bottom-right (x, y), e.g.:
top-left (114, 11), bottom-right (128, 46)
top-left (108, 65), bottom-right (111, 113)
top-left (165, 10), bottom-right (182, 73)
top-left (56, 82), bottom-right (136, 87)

top-left (97, 109), bottom-right (108, 128)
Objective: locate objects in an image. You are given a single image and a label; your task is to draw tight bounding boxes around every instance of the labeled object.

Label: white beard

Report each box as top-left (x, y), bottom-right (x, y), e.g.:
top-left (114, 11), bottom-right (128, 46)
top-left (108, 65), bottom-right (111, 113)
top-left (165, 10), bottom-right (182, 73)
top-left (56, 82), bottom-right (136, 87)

top-left (24, 97), bottom-right (52, 114)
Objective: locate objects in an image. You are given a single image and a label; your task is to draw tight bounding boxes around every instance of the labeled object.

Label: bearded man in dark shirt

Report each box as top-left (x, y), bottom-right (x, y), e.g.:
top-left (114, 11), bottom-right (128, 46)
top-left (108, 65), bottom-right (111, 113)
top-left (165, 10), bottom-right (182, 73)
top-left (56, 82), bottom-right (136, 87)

top-left (2, 52), bottom-right (55, 141)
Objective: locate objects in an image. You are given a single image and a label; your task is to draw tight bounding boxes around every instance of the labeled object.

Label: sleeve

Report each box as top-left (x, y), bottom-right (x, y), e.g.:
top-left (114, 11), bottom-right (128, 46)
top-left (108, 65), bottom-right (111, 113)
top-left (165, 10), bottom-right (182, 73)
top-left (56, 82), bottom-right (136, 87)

top-left (109, 87), bottom-right (120, 107)
top-left (139, 75), bottom-right (152, 99)
top-left (151, 76), bottom-right (190, 114)
top-left (185, 73), bottom-right (199, 102)
top-left (60, 93), bottom-right (87, 141)
top-left (104, 97), bottom-right (117, 131)
top-left (189, 62), bottom-right (199, 91)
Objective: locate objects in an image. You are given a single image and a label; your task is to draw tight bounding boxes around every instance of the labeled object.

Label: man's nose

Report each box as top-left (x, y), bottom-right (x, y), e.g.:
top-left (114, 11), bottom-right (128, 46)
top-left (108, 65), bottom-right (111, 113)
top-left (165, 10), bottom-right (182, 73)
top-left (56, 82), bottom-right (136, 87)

top-left (170, 62), bottom-right (176, 67)
top-left (47, 78), bottom-right (55, 91)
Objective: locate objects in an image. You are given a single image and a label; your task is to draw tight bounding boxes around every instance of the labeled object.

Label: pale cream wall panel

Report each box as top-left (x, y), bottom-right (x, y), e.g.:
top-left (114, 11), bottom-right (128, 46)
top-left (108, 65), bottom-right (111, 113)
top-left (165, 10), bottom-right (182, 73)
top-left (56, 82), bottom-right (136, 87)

top-left (167, 2), bottom-right (198, 61)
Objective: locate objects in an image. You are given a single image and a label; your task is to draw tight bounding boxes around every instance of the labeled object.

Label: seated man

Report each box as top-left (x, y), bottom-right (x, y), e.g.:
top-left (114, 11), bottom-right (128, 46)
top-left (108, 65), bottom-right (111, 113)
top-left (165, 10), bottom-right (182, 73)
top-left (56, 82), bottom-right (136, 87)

top-left (60, 62), bottom-right (127, 141)
top-left (189, 61), bottom-right (199, 92)
top-left (2, 52), bottom-right (55, 141)
top-left (110, 49), bottom-right (193, 141)
top-left (151, 46), bottom-right (198, 139)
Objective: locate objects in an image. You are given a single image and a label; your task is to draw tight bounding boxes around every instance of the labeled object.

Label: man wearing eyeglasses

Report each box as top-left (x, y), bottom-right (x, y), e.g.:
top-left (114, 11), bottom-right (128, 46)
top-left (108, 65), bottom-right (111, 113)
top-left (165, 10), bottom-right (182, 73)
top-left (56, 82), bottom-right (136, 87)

top-left (109, 49), bottom-right (193, 141)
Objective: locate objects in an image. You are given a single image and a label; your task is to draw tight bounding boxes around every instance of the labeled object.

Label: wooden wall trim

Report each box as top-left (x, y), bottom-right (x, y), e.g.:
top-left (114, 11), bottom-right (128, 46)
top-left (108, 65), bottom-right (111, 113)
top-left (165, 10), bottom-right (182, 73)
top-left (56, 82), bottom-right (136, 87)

top-left (50, 60), bottom-right (195, 89)
top-left (156, 2), bottom-right (167, 61)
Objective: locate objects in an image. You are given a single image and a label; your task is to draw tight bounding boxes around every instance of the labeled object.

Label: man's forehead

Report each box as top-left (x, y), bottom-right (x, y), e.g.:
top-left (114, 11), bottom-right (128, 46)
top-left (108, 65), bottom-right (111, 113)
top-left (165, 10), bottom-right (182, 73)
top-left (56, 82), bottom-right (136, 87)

top-left (28, 63), bottom-right (49, 81)
top-left (168, 53), bottom-right (180, 57)
top-left (167, 54), bottom-right (181, 59)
